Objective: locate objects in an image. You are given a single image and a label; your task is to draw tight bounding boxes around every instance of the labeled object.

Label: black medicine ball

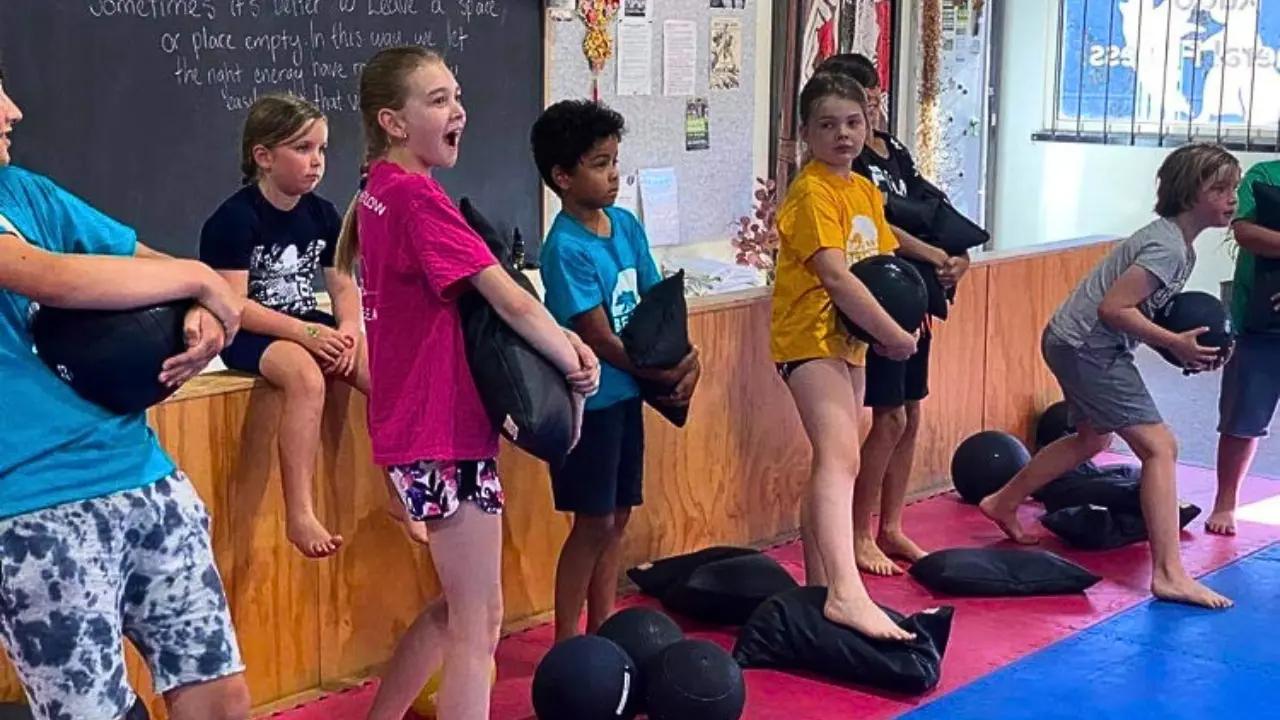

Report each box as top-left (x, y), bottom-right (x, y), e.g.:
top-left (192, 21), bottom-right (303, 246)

top-left (597, 607), bottom-right (685, 715)
top-left (1152, 290), bottom-right (1233, 369)
top-left (532, 635), bottom-right (637, 720)
top-left (950, 430), bottom-right (1032, 504)
top-left (839, 255), bottom-right (929, 344)
top-left (1034, 401), bottom-right (1075, 452)
top-left (644, 639), bottom-right (746, 720)
top-left (30, 300), bottom-right (191, 415)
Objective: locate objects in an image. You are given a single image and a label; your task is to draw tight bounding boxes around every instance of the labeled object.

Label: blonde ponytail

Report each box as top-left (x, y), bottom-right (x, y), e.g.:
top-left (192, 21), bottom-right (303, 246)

top-left (335, 192), bottom-right (361, 277)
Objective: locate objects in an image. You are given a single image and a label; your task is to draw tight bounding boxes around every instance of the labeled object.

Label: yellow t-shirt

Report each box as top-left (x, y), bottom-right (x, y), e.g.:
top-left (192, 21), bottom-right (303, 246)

top-left (770, 161), bottom-right (898, 366)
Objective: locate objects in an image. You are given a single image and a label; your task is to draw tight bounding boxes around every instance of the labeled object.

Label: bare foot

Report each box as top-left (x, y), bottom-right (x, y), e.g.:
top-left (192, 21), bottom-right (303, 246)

top-left (878, 530), bottom-right (929, 564)
top-left (1205, 509), bottom-right (1237, 536)
top-left (855, 535), bottom-right (903, 576)
top-left (824, 593), bottom-right (916, 641)
top-left (286, 513), bottom-right (343, 559)
top-left (1151, 572), bottom-right (1233, 609)
top-left (979, 495), bottom-right (1038, 545)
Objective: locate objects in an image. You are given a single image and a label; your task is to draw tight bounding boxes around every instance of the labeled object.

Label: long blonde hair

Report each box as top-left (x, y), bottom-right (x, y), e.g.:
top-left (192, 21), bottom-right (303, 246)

top-left (334, 46), bottom-right (445, 276)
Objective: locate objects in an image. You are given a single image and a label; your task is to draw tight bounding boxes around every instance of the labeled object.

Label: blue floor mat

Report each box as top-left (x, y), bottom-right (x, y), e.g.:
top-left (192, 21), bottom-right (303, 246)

top-left (904, 543), bottom-right (1280, 719)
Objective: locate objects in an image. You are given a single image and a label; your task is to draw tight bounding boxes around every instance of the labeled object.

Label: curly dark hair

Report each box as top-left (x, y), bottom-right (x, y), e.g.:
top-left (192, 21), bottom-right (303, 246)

top-left (530, 99), bottom-right (627, 196)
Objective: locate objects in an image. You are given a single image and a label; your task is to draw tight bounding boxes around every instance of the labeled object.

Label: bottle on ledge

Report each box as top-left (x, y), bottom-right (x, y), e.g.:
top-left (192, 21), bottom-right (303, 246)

top-left (512, 227), bottom-right (533, 270)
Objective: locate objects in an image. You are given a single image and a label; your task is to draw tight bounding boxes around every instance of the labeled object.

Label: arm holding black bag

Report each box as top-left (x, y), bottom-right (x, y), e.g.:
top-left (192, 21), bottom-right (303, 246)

top-left (455, 198), bottom-right (600, 463)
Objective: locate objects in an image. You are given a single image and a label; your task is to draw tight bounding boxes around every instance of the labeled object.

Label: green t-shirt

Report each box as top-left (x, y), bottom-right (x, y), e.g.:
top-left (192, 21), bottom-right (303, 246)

top-left (1230, 159), bottom-right (1280, 329)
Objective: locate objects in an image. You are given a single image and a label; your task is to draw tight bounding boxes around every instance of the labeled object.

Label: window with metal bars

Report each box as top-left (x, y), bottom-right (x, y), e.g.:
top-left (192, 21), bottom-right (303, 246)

top-left (1034, 0), bottom-right (1280, 150)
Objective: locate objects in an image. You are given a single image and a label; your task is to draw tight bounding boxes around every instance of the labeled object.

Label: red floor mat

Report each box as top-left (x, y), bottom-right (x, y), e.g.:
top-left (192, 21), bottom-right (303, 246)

top-left (266, 455), bottom-right (1280, 719)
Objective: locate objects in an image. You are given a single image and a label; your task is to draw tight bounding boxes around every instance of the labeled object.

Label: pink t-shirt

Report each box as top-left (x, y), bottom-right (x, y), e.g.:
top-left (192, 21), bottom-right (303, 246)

top-left (357, 160), bottom-right (499, 465)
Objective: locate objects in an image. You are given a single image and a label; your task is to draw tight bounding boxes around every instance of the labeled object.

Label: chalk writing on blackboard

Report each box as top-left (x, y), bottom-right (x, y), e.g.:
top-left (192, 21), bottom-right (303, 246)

top-left (86, 0), bottom-right (505, 113)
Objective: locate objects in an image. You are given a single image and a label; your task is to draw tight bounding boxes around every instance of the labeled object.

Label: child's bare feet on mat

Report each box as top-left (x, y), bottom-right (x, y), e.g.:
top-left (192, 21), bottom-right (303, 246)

top-left (286, 512), bottom-right (343, 558)
top-left (1152, 571), bottom-right (1233, 609)
top-left (824, 592), bottom-right (916, 641)
top-left (979, 495), bottom-right (1038, 545)
top-left (855, 535), bottom-right (903, 576)
top-left (877, 530), bottom-right (929, 564)
top-left (1204, 509), bottom-right (1237, 536)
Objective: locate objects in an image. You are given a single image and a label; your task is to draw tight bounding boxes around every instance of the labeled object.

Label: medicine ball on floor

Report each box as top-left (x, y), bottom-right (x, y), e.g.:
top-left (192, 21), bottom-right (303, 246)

top-left (1034, 401), bottom-right (1074, 452)
top-left (645, 639), bottom-right (746, 720)
top-left (532, 635), bottom-right (637, 720)
top-left (411, 659), bottom-right (497, 717)
top-left (30, 300), bottom-right (192, 415)
top-left (597, 607), bottom-right (684, 714)
top-left (1152, 290), bottom-right (1233, 370)
top-left (839, 255), bottom-right (929, 344)
top-left (951, 430), bottom-right (1032, 504)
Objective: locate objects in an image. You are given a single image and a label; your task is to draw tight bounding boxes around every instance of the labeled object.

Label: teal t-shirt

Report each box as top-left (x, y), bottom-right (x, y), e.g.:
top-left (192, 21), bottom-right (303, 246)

top-left (0, 166), bottom-right (175, 519)
top-left (540, 207), bottom-right (662, 411)
top-left (1230, 159), bottom-right (1280, 330)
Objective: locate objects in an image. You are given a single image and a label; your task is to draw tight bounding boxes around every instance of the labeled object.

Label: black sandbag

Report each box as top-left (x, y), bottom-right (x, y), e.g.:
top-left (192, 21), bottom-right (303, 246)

top-left (1036, 463), bottom-right (1143, 514)
top-left (1041, 501), bottom-right (1203, 551)
top-left (460, 197), bottom-right (516, 266)
top-left (732, 586), bottom-right (952, 696)
top-left (908, 547), bottom-right (1101, 596)
top-left (627, 546), bottom-right (760, 599)
top-left (457, 200), bottom-right (576, 464)
top-left (620, 271), bottom-right (695, 428)
top-left (661, 553), bottom-right (800, 626)
top-left (884, 192), bottom-right (939, 239)
top-left (899, 255), bottom-right (951, 320)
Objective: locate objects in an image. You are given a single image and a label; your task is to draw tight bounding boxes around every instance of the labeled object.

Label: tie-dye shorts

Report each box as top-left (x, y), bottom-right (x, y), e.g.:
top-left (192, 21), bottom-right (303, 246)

top-left (0, 472), bottom-right (244, 720)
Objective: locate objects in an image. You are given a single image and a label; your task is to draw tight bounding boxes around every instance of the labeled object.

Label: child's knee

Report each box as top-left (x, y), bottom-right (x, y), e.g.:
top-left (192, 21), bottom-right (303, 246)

top-left (265, 343), bottom-right (326, 397)
top-left (872, 406), bottom-right (909, 438)
top-left (1077, 429), bottom-right (1114, 456)
top-left (1129, 425), bottom-right (1178, 464)
top-left (570, 513), bottom-right (618, 543)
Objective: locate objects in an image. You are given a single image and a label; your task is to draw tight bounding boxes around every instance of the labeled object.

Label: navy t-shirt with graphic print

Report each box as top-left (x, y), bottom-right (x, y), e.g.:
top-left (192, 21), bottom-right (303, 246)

top-left (199, 184), bottom-right (341, 317)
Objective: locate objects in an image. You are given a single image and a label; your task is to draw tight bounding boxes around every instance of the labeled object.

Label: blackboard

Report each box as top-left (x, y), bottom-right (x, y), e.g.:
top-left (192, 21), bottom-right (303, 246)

top-left (0, 0), bottom-right (543, 262)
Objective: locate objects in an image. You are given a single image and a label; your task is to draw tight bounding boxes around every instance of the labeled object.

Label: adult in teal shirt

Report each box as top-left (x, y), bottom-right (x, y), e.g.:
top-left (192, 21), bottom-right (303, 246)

top-left (1211, 158), bottom-right (1280, 537)
top-left (0, 66), bottom-right (251, 719)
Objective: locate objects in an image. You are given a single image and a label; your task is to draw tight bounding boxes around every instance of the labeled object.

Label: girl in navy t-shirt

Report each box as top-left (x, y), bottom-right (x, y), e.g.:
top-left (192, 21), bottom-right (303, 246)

top-left (200, 93), bottom-right (367, 559)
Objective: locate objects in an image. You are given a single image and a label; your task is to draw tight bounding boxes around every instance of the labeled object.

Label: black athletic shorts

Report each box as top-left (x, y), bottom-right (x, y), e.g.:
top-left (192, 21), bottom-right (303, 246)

top-left (864, 330), bottom-right (932, 408)
top-left (550, 397), bottom-right (645, 516)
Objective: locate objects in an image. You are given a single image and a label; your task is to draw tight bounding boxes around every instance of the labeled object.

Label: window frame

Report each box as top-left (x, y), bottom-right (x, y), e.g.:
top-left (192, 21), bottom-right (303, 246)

top-left (1037, 0), bottom-right (1280, 151)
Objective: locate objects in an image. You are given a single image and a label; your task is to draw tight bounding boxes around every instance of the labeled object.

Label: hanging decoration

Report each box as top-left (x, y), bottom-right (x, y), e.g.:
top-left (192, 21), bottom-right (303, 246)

top-left (578, 0), bottom-right (621, 101)
top-left (916, 0), bottom-right (944, 182)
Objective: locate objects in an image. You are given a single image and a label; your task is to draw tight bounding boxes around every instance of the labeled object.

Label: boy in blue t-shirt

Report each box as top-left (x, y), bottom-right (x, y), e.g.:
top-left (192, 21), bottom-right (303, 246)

top-left (0, 73), bottom-right (250, 718)
top-left (533, 100), bottom-right (700, 640)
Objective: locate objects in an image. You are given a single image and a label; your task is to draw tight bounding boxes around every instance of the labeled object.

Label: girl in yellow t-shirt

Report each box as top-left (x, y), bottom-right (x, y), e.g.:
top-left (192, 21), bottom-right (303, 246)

top-left (769, 71), bottom-right (917, 642)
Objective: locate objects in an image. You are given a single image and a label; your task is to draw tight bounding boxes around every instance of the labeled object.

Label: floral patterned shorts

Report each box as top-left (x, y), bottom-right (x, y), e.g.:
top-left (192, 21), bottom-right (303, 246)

top-left (387, 459), bottom-right (504, 521)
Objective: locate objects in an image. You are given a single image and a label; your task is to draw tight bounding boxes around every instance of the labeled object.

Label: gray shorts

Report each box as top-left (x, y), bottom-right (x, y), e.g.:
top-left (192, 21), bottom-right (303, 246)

top-left (1041, 328), bottom-right (1162, 433)
top-left (0, 473), bottom-right (244, 720)
top-left (1218, 333), bottom-right (1280, 438)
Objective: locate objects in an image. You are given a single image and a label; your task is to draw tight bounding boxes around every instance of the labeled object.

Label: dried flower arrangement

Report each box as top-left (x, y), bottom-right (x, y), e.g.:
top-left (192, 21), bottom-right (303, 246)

top-left (731, 176), bottom-right (780, 282)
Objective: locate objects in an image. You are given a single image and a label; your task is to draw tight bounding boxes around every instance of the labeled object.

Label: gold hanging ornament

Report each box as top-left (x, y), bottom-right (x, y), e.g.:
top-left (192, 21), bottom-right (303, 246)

top-left (579, 0), bottom-right (620, 100)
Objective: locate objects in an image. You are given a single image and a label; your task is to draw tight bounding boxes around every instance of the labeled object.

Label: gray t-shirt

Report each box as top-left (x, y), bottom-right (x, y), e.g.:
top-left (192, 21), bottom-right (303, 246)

top-left (1048, 218), bottom-right (1195, 352)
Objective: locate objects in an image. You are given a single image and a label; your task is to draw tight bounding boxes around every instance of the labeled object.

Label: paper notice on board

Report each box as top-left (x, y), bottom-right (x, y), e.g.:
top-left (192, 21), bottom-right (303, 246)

top-left (662, 20), bottom-right (697, 97)
top-left (638, 168), bottom-right (680, 247)
top-left (614, 172), bottom-right (641, 217)
top-left (616, 21), bottom-right (653, 96)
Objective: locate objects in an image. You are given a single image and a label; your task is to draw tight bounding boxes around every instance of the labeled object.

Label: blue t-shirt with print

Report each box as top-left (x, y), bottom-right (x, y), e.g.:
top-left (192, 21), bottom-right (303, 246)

top-left (540, 207), bottom-right (662, 410)
top-left (0, 166), bottom-right (176, 519)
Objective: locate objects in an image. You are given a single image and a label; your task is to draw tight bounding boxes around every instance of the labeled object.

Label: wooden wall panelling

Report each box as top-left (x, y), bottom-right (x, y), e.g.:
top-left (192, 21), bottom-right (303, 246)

top-left (981, 244), bottom-right (1114, 444)
top-left (908, 265), bottom-right (991, 497)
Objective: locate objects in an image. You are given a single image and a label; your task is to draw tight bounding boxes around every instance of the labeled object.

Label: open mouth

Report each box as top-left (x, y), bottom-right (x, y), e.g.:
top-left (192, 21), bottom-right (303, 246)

top-left (444, 129), bottom-right (462, 148)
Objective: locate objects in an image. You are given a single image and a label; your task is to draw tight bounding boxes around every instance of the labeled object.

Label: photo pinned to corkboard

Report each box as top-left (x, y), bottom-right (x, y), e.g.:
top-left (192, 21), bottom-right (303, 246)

top-left (685, 97), bottom-right (710, 151)
top-left (710, 16), bottom-right (742, 90)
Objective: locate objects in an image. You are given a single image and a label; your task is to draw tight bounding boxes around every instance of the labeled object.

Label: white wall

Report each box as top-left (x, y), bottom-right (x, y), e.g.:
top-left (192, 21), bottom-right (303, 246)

top-left (991, 1), bottom-right (1269, 295)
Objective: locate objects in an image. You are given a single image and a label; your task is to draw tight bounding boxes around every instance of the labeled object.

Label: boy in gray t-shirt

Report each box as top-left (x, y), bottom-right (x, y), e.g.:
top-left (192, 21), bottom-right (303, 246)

top-left (981, 143), bottom-right (1241, 611)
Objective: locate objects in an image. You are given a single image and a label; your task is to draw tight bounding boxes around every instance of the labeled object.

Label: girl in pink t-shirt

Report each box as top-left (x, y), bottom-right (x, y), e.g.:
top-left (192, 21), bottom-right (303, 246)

top-left (334, 46), bottom-right (600, 720)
